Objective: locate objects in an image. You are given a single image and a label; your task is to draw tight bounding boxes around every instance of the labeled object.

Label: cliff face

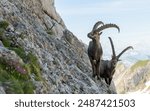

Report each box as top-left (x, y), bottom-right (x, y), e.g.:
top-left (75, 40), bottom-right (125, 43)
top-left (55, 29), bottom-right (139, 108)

top-left (0, 0), bottom-right (114, 94)
top-left (0, 0), bottom-right (65, 37)
top-left (114, 60), bottom-right (150, 94)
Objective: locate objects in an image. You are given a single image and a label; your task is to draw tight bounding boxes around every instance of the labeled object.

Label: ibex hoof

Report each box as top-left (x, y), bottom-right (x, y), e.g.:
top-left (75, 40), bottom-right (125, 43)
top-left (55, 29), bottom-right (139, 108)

top-left (97, 76), bottom-right (101, 81)
top-left (92, 74), bottom-right (96, 78)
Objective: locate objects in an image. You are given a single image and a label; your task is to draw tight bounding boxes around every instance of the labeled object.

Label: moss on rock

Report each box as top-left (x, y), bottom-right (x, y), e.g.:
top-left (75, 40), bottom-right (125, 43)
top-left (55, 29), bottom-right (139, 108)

top-left (131, 60), bottom-right (149, 71)
top-left (0, 20), bottom-right (45, 93)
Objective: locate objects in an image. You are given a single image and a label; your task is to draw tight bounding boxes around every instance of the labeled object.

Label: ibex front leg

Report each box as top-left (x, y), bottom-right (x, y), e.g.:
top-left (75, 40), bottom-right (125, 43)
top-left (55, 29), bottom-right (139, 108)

top-left (96, 60), bottom-right (101, 80)
top-left (89, 58), bottom-right (96, 78)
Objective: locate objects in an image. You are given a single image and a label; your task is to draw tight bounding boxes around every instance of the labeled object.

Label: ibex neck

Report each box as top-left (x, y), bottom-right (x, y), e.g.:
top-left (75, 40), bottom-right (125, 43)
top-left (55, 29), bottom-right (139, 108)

top-left (93, 39), bottom-right (100, 46)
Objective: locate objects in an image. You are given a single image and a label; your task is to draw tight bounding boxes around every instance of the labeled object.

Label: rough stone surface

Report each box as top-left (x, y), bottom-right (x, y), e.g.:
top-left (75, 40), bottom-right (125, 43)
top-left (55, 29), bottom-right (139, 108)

top-left (0, 86), bottom-right (5, 94)
top-left (114, 61), bottom-right (150, 94)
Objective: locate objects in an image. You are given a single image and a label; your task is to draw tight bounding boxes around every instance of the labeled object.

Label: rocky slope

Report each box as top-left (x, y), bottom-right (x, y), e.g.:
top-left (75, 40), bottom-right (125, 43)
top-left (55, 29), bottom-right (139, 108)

top-left (0, 0), bottom-right (115, 94)
top-left (114, 60), bottom-right (150, 94)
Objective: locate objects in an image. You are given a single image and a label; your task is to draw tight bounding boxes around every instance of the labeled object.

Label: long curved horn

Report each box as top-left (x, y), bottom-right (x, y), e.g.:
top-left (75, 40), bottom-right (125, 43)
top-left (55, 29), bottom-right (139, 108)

top-left (92, 21), bottom-right (104, 31)
top-left (117, 46), bottom-right (133, 59)
top-left (108, 37), bottom-right (116, 57)
top-left (96, 23), bottom-right (120, 33)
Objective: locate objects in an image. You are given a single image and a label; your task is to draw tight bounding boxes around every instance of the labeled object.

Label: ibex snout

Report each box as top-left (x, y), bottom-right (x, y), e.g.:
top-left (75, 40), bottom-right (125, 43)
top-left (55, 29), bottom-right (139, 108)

top-left (87, 31), bottom-right (102, 39)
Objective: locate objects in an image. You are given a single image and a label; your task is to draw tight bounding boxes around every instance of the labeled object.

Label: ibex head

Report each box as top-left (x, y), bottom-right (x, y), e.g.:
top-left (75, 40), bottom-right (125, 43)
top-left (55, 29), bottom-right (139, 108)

top-left (87, 21), bottom-right (120, 40)
top-left (108, 37), bottom-right (133, 68)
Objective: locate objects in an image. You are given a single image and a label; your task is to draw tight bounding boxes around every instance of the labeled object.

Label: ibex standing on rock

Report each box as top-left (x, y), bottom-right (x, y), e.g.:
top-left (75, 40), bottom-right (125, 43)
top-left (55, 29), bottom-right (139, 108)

top-left (100, 37), bottom-right (133, 85)
top-left (87, 21), bottom-right (120, 79)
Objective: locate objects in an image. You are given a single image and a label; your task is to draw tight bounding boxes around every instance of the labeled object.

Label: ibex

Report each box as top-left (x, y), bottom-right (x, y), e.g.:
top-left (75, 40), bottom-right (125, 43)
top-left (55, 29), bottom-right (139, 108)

top-left (87, 21), bottom-right (120, 79)
top-left (100, 37), bottom-right (133, 85)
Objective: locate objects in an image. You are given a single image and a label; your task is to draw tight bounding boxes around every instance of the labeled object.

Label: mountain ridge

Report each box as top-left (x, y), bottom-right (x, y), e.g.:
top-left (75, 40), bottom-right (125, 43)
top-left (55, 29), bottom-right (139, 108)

top-left (114, 60), bottom-right (150, 93)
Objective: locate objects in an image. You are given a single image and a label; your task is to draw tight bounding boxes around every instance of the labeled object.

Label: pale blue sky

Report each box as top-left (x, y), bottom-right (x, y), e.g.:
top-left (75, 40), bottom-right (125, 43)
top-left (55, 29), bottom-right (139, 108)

top-left (55, 0), bottom-right (150, 58)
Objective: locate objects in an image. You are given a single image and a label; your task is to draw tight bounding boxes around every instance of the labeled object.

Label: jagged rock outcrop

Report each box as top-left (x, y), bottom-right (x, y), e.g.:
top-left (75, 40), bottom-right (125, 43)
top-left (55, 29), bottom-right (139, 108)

top-left (114, 60), bottom-right (150, 93)
top-left (0, 0), bottom-right (115, 94)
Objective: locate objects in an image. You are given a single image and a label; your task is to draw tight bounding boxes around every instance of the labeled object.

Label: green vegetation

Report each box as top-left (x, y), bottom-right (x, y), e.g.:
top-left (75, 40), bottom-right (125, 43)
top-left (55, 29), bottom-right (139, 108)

top-left (0, 57), bottom-right (35, 94)
top-left (0, 28), bottom-right (4, 37)
top-left (9, 47), bottom-right (27, 61)
top-left (131, 60), bottom-right (150, 71)
top-left (0, 21), bottom-right (9, 30)
top-left (129, 60), bottom-right (150, 91)
top-left (0, 49), bottom-right (43, 93)
top-left (0, 21), bottom-right (9, 37)
top-left (46, 26), bottom-right (55, 36)
top-left (9, 47), bottom-right (42, 81)
top-left (1, 38), bottom-right (11, 47)
top-left (25, 52), bottom-right (43, 81)
top-left (46, 23), bottom-right (55, 35)
top-left (0, 20), bottom-right (45, 93)
top-left (0, 21), bottom-right (10, 47)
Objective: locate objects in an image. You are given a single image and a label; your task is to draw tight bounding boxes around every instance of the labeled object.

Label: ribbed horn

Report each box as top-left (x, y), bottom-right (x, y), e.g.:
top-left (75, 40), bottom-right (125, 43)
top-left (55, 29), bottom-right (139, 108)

top-left (117, 46), bottom-right (133, 59)
top-left (92, 21), bottom-right (104, 31)
top-left (96, 23), bottom-right (120, 33)
top-left (108, 37), bottom-right (116, 57)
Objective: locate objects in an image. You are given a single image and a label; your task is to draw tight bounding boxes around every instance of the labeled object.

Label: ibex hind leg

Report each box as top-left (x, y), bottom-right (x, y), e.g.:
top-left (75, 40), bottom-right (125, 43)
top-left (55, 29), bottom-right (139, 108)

top-left (105, 78), bottom-right (112, 86)
top-left (108, 78), bottom-right (112, 85)
top-left (105, 78), bottom-right (109, 85)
